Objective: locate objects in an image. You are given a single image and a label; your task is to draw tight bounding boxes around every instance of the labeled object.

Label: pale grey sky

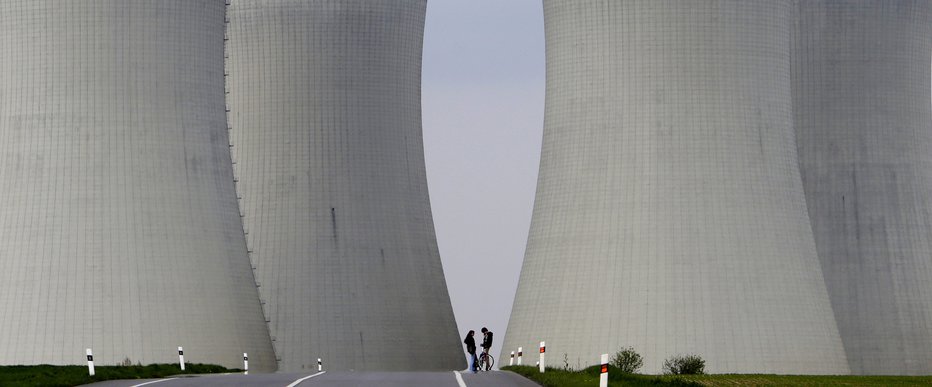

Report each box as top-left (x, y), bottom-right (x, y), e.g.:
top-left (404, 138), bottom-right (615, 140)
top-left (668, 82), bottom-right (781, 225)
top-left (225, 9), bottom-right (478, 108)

top-left (422, 0), bottom-right (546, 364)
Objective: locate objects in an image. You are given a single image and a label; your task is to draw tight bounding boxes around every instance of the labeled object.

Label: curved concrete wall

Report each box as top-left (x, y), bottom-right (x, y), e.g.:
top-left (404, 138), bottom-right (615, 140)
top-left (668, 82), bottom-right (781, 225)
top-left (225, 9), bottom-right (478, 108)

top-left (226, 0), bottom-right (464, 371)
top-left (0, 1), bottom-right (276, 371)
top-left (503, 0), bottom-right (849, 374)
top-left (792, 0), bottom-right (932, 375)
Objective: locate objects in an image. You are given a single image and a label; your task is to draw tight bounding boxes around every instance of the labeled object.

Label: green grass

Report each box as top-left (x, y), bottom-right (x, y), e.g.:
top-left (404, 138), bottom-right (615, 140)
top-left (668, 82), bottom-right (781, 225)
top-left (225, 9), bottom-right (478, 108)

top-left (672, 374), bottom-right (932, 386)
top-left (0, 363), bottom-right (237, 387)
top-left (503, 365), bottom-right (702, 387)
top-left (503, 365), bottom-right (932, 387)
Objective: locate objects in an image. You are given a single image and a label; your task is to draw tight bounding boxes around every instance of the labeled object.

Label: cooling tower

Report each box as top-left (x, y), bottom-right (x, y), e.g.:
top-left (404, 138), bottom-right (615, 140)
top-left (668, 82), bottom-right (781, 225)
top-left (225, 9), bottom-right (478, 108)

top-left (792, 1), bottom-right (932, 375)
top-left (226, 0), bottom-right (464, 371)
top-left (503, 0), bottom-right (850, 374)
top-left (0, 1), bottom-right (276, 371)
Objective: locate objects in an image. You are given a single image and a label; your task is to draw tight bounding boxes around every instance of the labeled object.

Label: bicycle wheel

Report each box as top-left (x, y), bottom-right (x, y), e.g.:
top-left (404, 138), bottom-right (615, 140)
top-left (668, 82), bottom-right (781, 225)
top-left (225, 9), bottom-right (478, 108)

top-left (477, 354), bottom-right (486, 371)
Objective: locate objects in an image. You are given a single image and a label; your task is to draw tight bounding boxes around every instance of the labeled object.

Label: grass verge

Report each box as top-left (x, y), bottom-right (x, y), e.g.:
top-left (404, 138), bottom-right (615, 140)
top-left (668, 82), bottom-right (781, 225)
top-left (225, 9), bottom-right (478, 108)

top-left (503, 365), bottom-right (701, 387)
top-left (670, 374), bottom-right (932, 386)
top-left (0, 363), bottom-right (236, 387)
top-left (502, 365), bottom-right (932, 387)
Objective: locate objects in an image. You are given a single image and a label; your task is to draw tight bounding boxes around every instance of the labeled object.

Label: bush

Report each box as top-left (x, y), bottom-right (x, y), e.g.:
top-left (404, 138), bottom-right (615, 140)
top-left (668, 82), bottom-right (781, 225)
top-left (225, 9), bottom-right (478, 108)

top-left (610, 347), bottom-right (643, 374)
top-left (662, 354), bottom-right (705, 375)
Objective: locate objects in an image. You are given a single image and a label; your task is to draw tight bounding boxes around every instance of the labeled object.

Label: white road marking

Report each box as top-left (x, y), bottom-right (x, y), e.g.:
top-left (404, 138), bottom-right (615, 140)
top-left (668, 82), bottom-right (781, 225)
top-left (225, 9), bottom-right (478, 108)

top-left (453, 370), bottom-right (468, 387)
top-left (130, 378), bottom-right (177, 387)
top-left (285, 371), bottom-right (326, 387)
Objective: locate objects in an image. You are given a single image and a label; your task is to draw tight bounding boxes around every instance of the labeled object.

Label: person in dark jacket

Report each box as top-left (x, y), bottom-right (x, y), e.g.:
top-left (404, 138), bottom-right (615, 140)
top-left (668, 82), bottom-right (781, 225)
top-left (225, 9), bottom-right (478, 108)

top-left (480, 327), bottom-right (493, 355)
top-left (464, 330), bottom-right (478, 372)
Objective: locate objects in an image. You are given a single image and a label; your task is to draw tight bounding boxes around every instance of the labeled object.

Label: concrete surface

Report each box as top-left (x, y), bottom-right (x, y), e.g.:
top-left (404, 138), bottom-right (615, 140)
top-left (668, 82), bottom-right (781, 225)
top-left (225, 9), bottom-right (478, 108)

top-left (793, 0), bottom-right (932, 375)
top-left (504, 0), bottom-right (849, 374)
top-left (0, 0), bottom-right (276, 371)
top-left (226, 0), bottom-right (463, 372)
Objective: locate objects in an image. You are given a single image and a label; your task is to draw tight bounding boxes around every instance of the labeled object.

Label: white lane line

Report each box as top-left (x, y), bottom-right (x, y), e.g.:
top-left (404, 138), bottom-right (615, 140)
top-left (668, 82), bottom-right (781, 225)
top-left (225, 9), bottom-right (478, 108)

top-left (285, 371), bottom-right (326, 387)
top-left (130, 378), bottom-right (177, 387)
top-left (453, 371), bottom-right (468, 387)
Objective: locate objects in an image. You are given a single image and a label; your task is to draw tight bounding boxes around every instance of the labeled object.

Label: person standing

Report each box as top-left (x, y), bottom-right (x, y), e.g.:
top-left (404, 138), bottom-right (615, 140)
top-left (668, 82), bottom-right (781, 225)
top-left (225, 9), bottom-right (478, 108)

top-left (464, 330), bottom-right (478, 372)
top-left (480, 327), bottom-right (493, 356)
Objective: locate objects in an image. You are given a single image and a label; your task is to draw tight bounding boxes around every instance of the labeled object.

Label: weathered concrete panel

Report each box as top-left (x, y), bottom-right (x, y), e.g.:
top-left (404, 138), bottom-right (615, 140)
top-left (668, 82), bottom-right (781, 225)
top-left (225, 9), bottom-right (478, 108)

top-left (226, 0), bottom-right (464, 371)
top-left (793, 0), bottom-right (932, 375)
top-left (503, 0), bottom-right (849, 374)
top-left (0, 1), bottom-right (276, 371)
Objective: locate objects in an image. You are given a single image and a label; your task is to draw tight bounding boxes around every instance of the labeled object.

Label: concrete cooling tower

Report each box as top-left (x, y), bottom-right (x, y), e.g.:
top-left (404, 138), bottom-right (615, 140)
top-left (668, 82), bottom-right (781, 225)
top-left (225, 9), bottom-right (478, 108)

top-left (503, 0), bottom-right (850, 374)
top-left (226, 0), bottom-right (464, 371)
top-left (793, 0), bottom-right (932, 375)
top-left (0, 1), bottom-right (276, 371)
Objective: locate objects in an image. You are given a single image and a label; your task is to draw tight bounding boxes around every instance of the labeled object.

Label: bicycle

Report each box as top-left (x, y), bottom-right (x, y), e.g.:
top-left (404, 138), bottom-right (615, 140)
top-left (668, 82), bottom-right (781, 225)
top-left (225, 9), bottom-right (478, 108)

top-left (477, 350), bottom-right (494, 371)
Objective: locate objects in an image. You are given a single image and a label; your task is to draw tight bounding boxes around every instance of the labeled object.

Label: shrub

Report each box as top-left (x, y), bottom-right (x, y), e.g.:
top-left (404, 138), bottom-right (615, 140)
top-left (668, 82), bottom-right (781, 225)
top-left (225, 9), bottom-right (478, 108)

top-left (610, 347), bottom-right (644, 374)
top-left (662, 354), bottom-right (705, 375)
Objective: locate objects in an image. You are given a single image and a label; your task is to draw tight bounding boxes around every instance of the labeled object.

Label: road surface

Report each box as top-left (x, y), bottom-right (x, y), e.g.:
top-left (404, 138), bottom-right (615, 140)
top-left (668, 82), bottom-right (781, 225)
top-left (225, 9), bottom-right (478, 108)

top-left (84, 371), bottom-right (539, 387)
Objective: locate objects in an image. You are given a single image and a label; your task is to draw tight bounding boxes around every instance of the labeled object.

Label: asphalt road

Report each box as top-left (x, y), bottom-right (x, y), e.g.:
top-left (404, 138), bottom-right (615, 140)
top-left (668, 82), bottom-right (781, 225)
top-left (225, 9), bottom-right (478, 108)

top-left (84, 370), bottom-right (540, 387)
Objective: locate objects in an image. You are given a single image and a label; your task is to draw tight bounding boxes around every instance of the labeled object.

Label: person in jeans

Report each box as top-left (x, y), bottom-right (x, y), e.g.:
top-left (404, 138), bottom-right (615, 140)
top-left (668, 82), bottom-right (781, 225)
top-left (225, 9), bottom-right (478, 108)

top-left (464, 330), bottom-right (478, 372)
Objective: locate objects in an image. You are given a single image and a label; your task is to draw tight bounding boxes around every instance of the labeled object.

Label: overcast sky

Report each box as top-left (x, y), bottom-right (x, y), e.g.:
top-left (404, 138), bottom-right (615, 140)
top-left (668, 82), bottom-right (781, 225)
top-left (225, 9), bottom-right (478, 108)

top-left (422, 0), bottom-right (546, 363)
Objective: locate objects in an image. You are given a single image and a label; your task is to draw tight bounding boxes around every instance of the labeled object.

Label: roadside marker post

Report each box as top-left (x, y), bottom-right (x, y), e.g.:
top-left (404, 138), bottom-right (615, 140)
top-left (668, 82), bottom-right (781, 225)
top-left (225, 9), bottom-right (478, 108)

top-left (509, 351), bottom-right (515, 366)
top-left (318, 358), bottom-right (322, 372)
top-left (517, 347), bottom-right (523, 365)
top-left (86, 348), bottom-right (95, 376)
top-left (178, 347), bottom-right (185, 371)
top-left (243, 353), bottom-right (248, 374)
top-left (599, 353), bottom-right (609, 387)
top-left (539, 342), bottom-right (546, 373)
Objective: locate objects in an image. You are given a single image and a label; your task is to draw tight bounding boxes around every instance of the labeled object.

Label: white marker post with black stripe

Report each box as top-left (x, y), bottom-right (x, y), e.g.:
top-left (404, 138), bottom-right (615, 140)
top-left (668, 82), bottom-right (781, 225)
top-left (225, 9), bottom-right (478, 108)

top-left (517, 347), bottom-right (523, 365)
top-left (243, 353), bottom-right (248, 374)
top-left (539, 341), bottom-right (545, 373)
top-left (318, 358), bottom-right (322, 372)
top-left (86, 348), bottom-right (95, 376)
top-left (509, 351), bottom-right (515, 366)
top-left (599, 353), bottom-right (609, 387)
top-left (178, 347), bottom-right (185, 371)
